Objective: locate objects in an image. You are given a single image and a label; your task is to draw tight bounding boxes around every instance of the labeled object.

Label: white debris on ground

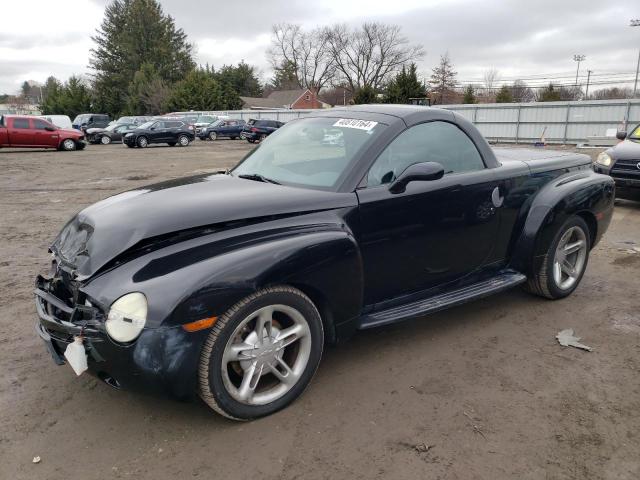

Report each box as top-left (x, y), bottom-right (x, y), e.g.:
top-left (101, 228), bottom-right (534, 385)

top-left (556, 329), bottom-right (592, 351)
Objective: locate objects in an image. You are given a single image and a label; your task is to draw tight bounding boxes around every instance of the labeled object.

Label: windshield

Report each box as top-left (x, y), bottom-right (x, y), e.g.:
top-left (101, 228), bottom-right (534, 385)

top-left (209, 119), bottom-right (224, 127)
top-left (104, 123), bottom-right (118, 131)
top-left (232, 117), bottom-right (386, 189)
top-left (137, 121), bottom-right (156, 129)
top-left (198, 115), bottom-right (217, 123)
top-left (630, 124), bottom-right (640, 139)
top-left (73, 114), bottom-right (90, 123)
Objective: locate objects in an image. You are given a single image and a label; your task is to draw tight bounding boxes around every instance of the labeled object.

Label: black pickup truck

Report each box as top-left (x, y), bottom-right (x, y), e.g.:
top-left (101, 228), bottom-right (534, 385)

top-left (35, 105), bottom-right (614, 420)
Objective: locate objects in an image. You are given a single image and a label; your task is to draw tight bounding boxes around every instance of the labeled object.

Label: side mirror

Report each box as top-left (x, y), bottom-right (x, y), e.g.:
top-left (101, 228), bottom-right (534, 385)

top-left (45, 125), bottom-right (56, 131)
top-left (150, 127), bottom-right (156, 131)
top-left (389, 162), bottom-right (445, 194)
top-left (616, 131), bottom-right (627, 140)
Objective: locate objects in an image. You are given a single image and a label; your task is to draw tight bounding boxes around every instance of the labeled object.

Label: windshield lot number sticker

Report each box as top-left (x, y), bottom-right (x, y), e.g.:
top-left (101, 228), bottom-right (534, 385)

top-left (333, 119), bottom-right (378, 131)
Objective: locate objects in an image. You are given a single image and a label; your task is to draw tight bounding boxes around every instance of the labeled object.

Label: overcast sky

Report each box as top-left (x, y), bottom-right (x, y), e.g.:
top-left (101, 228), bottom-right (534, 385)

top-left (1, 0), bottom-right (638, 94)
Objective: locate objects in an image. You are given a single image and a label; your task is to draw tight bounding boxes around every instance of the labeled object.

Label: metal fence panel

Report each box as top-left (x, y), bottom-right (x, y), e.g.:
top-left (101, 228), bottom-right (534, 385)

top-left (209, 100), bottom-right (640, 143)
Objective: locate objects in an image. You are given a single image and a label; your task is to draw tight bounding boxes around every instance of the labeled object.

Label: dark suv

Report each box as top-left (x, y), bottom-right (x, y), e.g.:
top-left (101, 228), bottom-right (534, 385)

top-left (72, 114), bottom-right (111, 132)
top-left (593, 125), bottom-right (640, 199)
top-left (198, 119), bottom-right (246, 141)
top-left (240, 119), bottom-right (284, 143)
top-left (123, 119), bottom-right (195, 148)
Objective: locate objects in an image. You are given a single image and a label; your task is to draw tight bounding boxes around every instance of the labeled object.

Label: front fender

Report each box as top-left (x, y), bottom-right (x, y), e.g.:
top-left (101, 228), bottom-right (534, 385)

top-left (510, 169), bottom-right (614, 275)
top-left (82, 211), bottom-right (363, 340)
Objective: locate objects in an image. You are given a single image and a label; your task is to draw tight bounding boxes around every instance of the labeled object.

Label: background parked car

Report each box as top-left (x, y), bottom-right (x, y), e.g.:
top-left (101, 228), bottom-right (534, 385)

top-left (86, 123), bottom-right (138, 144)
top-left (240, 119), bottom-right (284, 143)
top-left (113, 115), bottom-right (153, 126)
top-left (38, 115), bottom-right (73, 130)
top-left (72, 113), bottom-right (111, 132)
top-left (0, 115), bottom-right (85, 151)
top-left (123, 119), bottom-right (195, 148)
top-left (198, 119), bottom-right (246, 140)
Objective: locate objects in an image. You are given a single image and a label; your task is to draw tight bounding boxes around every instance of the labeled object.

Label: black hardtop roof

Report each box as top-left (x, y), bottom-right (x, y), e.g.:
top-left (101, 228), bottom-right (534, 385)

top-left (310, 104), bottom-right (455, 126)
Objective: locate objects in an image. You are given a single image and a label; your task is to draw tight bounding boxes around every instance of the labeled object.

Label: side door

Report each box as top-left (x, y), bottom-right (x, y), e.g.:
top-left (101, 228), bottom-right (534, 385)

top-left (32, 118), bottom-right (59, 147)
top-left (148, 121), bottom-right (165, 143)
top-left (356, 120), bottom-right (502, 306)
top-left (7, 118), bottom-right (34, 145)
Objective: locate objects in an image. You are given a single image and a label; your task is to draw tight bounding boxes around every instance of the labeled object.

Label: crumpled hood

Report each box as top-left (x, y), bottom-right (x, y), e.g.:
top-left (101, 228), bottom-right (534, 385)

top-left (85, 127), bottom-right (106, 134)
top-left (52, 173), bottom-right (356, 279)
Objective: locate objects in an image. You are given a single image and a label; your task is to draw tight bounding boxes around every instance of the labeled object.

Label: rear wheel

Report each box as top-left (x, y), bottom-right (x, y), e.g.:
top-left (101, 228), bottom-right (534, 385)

top-left (100, 135), bottom-right (111, 145)
top-left (231, 136), bottom-right (238, 140)
top-left (61, 139), bottom-right (76, 151)
top-left (199, 286), bottom-right (323, 420)
top-left (178, 135), bottom-right (190, 147)
top-left (137, 136), bottom-right (148, 148)
top-left (524, 216), bottom-right (590, 299)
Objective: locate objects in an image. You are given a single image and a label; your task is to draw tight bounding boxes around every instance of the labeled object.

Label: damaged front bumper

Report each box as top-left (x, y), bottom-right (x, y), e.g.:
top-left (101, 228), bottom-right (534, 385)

top-left (34, 275), bottom-right (207, 399)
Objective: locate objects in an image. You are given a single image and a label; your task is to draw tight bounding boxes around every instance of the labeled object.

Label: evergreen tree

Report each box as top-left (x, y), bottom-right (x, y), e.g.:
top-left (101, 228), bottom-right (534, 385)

top-left (164, 69), bottom-right (241, 111)
top-left (537, 83), bottom-right (562, 102)
top-left (383, 63), bottom-right (425, 104)
top-left (90, 0), bottom-right (194, 116)
top-left (429, 53), bottom-right (457, 104)
top-left (463, 85), bottom-right (476, 104)
top-left (270, 60), bottom-right (300, 90)
top-left (353, 85), bottom-right (378, 104)
top-left (40, 77), bottom-right (64, 114)
top-left (125, 63), bottom-right (169, 115)
top-left (495, 85), bottom-right (514, 103)
top-left (216, 62), bottom-right (262, 97)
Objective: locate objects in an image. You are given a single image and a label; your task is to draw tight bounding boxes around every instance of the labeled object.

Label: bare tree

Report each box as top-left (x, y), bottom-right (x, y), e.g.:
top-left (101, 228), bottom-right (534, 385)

top-left (325, 22), bottom-right (424, 93)
top-left (429, 53), bottom-right (457, 104)
top-left (509, 79), bottom-right (535, 102)
top-left (268, 23), bottom-right (335, 91)
top-left (482, 68), bottom-right (500, 95)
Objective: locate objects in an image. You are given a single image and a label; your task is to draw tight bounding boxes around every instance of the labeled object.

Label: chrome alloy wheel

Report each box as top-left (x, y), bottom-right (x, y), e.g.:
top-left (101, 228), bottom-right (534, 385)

top-left (553, 226), bottom-right (587, 290)
top-left (221, 305), bottom-right (311, 405)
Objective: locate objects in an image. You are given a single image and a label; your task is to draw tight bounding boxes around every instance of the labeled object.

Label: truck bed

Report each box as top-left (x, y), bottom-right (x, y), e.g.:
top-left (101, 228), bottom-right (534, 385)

top-left (493, 147), bottom-right (592, 173)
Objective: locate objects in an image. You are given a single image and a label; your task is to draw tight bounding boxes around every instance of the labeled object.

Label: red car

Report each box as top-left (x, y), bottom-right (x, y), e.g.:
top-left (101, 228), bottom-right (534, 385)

top-left (0, 115), bottom-right (86, 151)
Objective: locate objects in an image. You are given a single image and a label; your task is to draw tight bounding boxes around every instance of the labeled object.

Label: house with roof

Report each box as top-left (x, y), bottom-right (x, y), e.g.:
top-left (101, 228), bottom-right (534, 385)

top-left (240, 88), bottom-right (331, 110)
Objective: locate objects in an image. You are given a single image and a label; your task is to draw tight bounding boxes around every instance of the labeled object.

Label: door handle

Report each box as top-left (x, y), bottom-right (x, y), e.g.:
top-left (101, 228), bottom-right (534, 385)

top-left (491, 186), bottom-right (504, 208)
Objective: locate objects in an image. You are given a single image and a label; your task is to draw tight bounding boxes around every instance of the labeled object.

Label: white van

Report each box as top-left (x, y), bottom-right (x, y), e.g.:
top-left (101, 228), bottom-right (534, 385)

top-left (39, 115), bottom-right (73, 130)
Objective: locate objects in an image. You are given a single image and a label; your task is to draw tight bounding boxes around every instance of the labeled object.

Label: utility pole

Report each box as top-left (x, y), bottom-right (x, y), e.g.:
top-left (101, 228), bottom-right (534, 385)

top-left (632, 19), bottom-right (639, 97)
top-left (585, 70), bottom-right (592, 99)
top-left (573, 54), bottom-right (585, 86)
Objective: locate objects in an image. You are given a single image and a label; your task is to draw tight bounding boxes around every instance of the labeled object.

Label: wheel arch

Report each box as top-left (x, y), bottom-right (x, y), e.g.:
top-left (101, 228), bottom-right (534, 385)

top-left (509, 170), bottom-right (614, 275)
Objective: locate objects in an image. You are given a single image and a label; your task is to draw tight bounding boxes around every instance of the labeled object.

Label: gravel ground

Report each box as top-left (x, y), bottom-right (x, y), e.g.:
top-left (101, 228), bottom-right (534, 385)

top-left (1, 140), bottom-right (639, 480)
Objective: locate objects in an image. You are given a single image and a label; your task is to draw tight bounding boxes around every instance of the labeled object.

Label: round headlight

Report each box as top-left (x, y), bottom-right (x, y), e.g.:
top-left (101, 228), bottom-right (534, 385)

top-left (106, 292), bottom-right (147, 342)
top-left (596, 152), bottom-right (612, 167)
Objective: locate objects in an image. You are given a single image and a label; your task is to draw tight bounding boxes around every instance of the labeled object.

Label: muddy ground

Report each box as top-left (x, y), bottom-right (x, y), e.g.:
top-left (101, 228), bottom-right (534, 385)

top-left (1, 140), bottom-right (639, 480)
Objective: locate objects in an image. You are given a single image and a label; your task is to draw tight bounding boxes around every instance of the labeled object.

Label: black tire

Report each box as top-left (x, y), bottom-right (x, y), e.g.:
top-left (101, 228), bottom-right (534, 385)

top-left (61, 138), bottom-right (76, 151)
top-left (524, 216), bottom-right (591, 299)
top-left (199, 285), bottom-right (324, 420)
top-left (100, 135), bottom-right (112, 145)
top-left (178, 134), bottom-right (190, 147)
top-left (247, 139), bottom-right (255, 143)
top-left (208, 131), bottom-right (217, 141)
top-left (231, 136), bottom-right (238, 140)
top-left (259, 134), bottom-right (267, 142)
top-left (137, 136), bottom-right (148, 148)
top-left (167, 142), bottom-right (176, 147)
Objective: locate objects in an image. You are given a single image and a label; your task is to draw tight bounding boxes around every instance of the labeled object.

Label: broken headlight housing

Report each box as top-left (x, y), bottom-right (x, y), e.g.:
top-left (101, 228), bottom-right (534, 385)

top-left (105, 292), bottom-right (147, 342)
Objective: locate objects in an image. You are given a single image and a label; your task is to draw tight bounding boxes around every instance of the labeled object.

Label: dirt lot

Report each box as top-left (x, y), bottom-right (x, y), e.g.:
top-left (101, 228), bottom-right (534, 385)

top-left (1, 140), bottom-right (639, 480)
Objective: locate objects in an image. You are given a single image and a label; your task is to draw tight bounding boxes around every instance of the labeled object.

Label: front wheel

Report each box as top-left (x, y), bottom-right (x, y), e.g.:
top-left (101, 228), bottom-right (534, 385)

top-left (137, 136), bottom-right (148, 148)
top-left (100, 135), bottom-right (112, 145)
top-left (178, 135), bottom-right (190, 147)
top-left (61, 139), bottom-right (76, 151)
top-left (208, 131), bottom-right (217, 141)
top-left (524, 216), bottom-right (590, 299)
top-left (198, 286), bottom-right (324, 420)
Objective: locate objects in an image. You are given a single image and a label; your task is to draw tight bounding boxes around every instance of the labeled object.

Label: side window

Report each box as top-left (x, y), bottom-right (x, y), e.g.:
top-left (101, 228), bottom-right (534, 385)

top-left (33, 119), bottom-right (50, 130)
top-left (367, 121), bottom-right (485, 187)
top-left (13, 118), bottom-right (30, 129)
